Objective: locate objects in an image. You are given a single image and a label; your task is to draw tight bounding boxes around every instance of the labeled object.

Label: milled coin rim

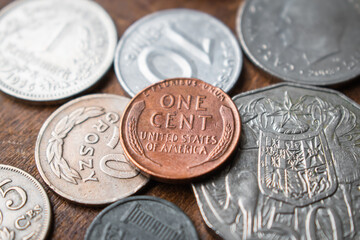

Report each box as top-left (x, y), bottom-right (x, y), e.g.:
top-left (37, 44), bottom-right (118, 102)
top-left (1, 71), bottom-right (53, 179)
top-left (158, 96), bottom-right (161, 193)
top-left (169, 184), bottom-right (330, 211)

top-left (119, 78), bottom-right (242, 182)
top-left (35, 94), bottom-right (149, 205)
top-left (0, 0), bottom-right (118, 102)
top-left (84, 195), bottom-right (199, 240)
top-left (114, 8), bottom-right (243, 97)
top-left (236, 0), bottom-right (360, 86)
top-left (0, 164), bottom-right (52, 240)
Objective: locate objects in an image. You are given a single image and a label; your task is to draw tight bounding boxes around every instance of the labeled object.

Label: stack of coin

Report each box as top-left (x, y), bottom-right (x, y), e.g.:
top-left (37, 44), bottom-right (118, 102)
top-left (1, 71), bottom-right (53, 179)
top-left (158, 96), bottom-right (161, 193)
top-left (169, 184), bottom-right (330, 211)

top-left (0, 0), bottom-right (359, 239)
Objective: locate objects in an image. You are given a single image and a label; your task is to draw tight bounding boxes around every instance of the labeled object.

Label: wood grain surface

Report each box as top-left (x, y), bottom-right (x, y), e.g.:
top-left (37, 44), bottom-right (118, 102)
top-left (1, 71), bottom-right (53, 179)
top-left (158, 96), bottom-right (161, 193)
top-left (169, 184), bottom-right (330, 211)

top-left (0, 0), bottom-right (359, 239)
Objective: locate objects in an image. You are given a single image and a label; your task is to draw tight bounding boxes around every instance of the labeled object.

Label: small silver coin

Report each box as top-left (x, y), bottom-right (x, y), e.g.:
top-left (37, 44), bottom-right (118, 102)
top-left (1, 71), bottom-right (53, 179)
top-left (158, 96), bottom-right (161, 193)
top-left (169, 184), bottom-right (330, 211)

top-left (85, 196), bottom-right (199, 240)
top-left (193, 83), bottom-right (360, 239)
top-left (35, 94), bottom-right (149, 205)
top-left (0, 164), bottom-right (51, 240)
top-left (115, 8), bottom-right (242, 97)
top-left (0, 0), bottom-right (117, 102)
top-left (237, 0), bottom-right (360, 85)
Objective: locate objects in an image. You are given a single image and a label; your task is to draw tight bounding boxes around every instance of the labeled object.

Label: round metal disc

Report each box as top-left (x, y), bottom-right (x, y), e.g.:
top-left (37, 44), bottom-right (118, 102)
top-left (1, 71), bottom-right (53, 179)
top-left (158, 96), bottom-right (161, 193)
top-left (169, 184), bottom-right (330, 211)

top-left (115, 8), bottom-right (242, 97)
top-left (0, 0), bottom-right (117, 102)
top-left (35, 94), bottom-right (149, 205)
top-left (0, 164), bottom-right (51, 240)
top-left (237, 0), bottom-right (360, 85)
top-left (85, 196), bottom-right (199, 240)
top-left (193, 83), bottom-right (360, 239)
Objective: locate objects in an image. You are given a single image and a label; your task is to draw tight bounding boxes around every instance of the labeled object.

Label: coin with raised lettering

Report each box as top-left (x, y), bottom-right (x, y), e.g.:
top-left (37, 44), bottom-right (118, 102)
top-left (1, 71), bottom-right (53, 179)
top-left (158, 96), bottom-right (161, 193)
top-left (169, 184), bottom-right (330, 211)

top-left (193, 83), bottom-right (360, 239)
top-left (85, 196), bottom-right (198, 240)
top-left (35, 94), bottom-right (149, 205)
top-left (115, 8), bottom-right (242, 97)
top-left (237, 0), bottom-right (360, 85)
top-left (0, 164), bottom-right (51, 240)
top-left (120, 78), bottom-right (241, 182)
top-left (0, 0), bottom-right (117, 102)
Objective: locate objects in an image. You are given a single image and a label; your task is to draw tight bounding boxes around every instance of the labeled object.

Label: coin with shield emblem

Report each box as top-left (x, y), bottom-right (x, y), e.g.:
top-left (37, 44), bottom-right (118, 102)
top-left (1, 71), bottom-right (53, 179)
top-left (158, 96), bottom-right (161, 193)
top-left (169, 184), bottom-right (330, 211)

top-left (114, 8), bottom-right (242, 96)
top-left (35, 94), bottom-right (149, 205)
top-left (193, 83), bottom-right (360, 239)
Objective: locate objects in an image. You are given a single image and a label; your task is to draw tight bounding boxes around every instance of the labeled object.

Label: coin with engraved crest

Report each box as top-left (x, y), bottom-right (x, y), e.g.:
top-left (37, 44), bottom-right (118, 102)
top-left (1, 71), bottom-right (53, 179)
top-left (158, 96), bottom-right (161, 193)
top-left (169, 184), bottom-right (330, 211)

top-left (237, 0), bottom-right (360, 85)
top-left (0, 164), bottom-right (51, 240)
top-left (0, 0), bottom-right (117, 102)
top-left (120, 78), bottom-right (241, 182)
top-left (85, 196), bottom-right (198, 240)
top-left (114, 8), bottom-right (242, 97)
top-left (193, 83), bottom-right (360, 239)
top-left (35, 94), bottom-right (149, 205)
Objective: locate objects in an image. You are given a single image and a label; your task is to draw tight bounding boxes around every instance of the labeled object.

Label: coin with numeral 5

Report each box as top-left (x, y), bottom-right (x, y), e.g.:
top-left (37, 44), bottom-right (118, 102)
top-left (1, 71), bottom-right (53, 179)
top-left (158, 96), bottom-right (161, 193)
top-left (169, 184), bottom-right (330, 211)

top-left (35, 94), bottom-right (149, 205)
top-left (114, 8), bottom-right (242, 97)
top-left (0, 164), bottom-right (51, 240)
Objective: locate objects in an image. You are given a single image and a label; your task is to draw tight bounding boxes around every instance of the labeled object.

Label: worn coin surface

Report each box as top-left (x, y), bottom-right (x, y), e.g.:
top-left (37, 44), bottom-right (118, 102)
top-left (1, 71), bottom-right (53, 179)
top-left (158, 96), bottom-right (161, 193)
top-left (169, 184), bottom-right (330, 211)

top-left (0, 164), bottom-right (51, 240)
top-left (85, 196), bottom-right (198, 240)
top-left (35, 94), bottom-right (148, 205)
top-left (120, 78), bottom-right (241, 182)
top-left (115, 8), bottom-right (242, 97)
top-left (237, 0), bottom-right (360, 85)
top-left (193, 83), bottom-right (360, 239)
top-left (0, 0), bottom-right (117, 102)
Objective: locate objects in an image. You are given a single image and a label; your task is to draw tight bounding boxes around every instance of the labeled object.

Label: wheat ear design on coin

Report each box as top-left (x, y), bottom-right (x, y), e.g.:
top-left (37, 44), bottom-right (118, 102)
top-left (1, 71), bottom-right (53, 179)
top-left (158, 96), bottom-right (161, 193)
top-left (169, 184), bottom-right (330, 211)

top-left (46, 107), bottom-right (105, 184)
top-left (189, 105), bottom-right (234, 169)
top-left (127, 101), bottom-right (162, 166)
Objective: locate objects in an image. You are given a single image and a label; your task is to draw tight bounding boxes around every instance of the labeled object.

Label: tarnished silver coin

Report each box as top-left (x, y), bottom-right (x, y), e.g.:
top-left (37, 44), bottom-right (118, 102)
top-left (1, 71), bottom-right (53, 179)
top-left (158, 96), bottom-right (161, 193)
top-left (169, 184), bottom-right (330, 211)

top-left (193, 83), bottom-right (360, 239)
top-left (0, 164), bottom-right (51, 240)
top-left (115, 8), bottom-right (242, 97)
top-left (237, 0), bottom-right (360, 85)
top-left (85, 196), bottom-right (199, 240)
top-left (35, 94), bottom-right (149, 205)
top-left (0, 0), bottom-right (117, 102)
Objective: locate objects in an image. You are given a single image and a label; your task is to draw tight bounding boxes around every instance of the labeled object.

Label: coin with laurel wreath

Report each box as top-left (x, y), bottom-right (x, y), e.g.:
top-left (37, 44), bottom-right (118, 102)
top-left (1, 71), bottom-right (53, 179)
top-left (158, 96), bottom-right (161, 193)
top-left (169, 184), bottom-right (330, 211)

top-left (0, 164), bottom-right (51, 240)
top-left (35, 94), bottom-right (149, 205)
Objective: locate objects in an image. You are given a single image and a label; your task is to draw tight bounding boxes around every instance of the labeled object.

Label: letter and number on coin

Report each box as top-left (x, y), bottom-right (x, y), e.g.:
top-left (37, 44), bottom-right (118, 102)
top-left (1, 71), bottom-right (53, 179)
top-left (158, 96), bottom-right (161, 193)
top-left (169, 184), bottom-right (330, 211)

top-left (0, 165), bottom-right (51, 240)
top-left (35, 94), bottom-right (148, 205)
top-left (193, 83), bottom-right (360, 239)
top-left (120, 78), bottom-right (241, 181)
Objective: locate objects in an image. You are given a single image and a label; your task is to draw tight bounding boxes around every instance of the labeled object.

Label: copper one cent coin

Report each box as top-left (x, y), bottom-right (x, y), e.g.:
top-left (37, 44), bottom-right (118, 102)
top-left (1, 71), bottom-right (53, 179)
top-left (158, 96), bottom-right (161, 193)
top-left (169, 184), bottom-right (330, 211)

top-left (35, 94), bottom-right (149, 205)
top-left (120, 78), bottom-right (241, 181)
top-left (0, 164), bottom-right (51, 240)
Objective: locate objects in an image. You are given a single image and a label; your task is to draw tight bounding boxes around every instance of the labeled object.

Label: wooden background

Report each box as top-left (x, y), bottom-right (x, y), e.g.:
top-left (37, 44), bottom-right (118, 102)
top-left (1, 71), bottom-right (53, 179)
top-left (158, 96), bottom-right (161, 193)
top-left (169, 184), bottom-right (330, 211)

top-left (0, 0), bottom-right (359, 239)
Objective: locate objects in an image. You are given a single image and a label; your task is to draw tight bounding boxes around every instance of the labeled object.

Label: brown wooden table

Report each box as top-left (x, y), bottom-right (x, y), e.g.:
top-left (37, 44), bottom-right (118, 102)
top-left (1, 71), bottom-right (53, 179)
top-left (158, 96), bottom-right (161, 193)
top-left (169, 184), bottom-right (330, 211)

top-left (0, 0), bottom-right (359, 239)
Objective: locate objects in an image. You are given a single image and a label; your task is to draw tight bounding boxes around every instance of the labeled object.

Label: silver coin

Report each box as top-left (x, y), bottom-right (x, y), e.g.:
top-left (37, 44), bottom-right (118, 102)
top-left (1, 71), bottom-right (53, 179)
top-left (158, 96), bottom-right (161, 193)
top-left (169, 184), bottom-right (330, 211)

top-left (237, 0), bottom-right (360, 85)
top-left (115, 8), bottom-right (242, 97)
top-left (35, 94), bottom-right (149, 205)
top-left (0, 164), bottom-right (51, 240)
top-left (193, 83), bottom-right (360, 239)
top-left (0, 0), bottom-right (117, 102)
top-left (85, 196), bottom-right (199, 240)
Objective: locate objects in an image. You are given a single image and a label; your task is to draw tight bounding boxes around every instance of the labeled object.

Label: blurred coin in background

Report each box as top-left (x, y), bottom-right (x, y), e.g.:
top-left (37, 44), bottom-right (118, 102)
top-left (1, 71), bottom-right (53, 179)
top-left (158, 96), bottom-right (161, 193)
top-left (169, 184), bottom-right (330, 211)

top-left (237, 0), bottom-right (360, 85)
top-left (115, 8), bottom-right (242, 97)
top-left (0, 0), bottom-right (117, 102)
top-left (85, 196), bottom-right (198, 240)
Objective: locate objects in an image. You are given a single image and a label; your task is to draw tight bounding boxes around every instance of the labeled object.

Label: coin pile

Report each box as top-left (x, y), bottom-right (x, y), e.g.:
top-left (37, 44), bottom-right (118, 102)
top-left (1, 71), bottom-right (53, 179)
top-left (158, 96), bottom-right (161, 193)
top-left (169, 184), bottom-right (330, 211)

top-left (0, 0), bottom-right (359, 239)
